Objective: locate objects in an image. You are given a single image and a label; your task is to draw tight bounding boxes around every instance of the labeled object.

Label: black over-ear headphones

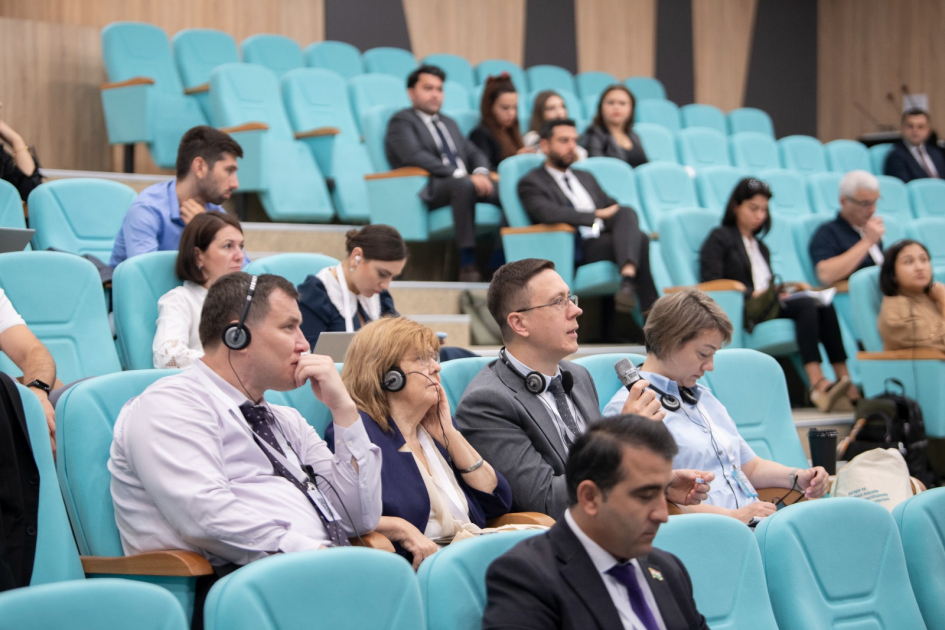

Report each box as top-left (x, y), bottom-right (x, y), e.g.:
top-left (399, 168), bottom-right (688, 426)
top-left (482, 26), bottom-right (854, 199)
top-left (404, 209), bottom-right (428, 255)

top-left (499, 348), bottom-right (573, 395)
top-left (645, 381), bottom-right (698, 412)
top-left (222, 275), bottom-right (257, 351)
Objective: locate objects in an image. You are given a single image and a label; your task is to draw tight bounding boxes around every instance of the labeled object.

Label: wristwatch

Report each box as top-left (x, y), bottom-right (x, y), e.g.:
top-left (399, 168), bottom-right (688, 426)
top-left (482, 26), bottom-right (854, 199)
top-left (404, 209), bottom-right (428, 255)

top-left (26, 379), bottom-right (51, 395)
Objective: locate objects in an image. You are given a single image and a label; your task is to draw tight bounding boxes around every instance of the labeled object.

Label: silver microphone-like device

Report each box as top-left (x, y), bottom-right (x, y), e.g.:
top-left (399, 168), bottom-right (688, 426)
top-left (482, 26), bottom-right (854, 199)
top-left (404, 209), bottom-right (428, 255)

top-left (614, 358), bottom-right (643, 391)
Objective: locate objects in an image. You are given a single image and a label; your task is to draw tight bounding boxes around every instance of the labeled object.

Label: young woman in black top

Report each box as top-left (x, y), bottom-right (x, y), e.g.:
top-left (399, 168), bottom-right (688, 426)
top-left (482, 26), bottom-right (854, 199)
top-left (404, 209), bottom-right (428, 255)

top-left (468, 74), bottom-right (526, 170)
top-left (580, 85), bottom-right (648, 168)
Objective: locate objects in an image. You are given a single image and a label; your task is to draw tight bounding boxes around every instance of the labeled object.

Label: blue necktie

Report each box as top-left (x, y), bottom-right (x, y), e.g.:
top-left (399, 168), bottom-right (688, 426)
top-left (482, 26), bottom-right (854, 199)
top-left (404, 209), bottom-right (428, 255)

top-left (431, 115), bottom-right (459, 168)
top-left (607, 563), bottom-right (660, 630)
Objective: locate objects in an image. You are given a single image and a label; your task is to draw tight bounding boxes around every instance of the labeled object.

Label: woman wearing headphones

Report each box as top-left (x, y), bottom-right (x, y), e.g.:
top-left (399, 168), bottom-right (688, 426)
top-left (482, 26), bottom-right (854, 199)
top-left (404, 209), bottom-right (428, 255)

top-left (327, 317), bottom-right (511, 569)
top-left (603, 289), bottom-right (830, 524)
top-left (878, 239), bottom-right (945, 351)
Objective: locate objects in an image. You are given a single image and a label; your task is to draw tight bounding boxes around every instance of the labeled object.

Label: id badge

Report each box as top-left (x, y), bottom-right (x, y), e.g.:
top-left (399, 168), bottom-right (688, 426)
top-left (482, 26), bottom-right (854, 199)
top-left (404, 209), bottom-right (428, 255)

top-left (306, 482), bottom-right (343, 523)
top-left (732, 466), bottom-right (759, 500)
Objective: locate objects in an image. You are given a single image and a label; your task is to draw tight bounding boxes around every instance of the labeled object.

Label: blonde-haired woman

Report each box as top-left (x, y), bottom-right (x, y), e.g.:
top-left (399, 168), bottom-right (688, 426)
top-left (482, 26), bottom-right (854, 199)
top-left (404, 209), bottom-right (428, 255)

top-left (327, 317), bottom-right (511, 568)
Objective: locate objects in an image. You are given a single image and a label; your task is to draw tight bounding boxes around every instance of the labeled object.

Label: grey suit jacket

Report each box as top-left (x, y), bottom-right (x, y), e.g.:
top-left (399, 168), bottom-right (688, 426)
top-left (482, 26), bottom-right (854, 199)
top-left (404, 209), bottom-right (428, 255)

top-left (517, 167), bottom-right (617, 227)
top-left (454, 358), bottom-right (600, 519)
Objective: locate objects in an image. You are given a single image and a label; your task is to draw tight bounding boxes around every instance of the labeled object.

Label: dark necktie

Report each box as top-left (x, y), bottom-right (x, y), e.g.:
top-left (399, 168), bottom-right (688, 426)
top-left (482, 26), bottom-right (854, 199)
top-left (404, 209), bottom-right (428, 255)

top-left (561, 173), bottom-right (576, 208)
top-left (607, 563), bottom-right (661, 630)
top-left (239, 402), bottom-right (350, 547)
top-left (547, 376), bottom-right (580, 449)
top-left (431, 115), bottom-right (459, 168)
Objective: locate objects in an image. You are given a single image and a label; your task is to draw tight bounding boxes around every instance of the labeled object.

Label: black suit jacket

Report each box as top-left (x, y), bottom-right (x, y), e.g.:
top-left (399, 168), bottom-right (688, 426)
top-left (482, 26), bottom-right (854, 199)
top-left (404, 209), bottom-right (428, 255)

top-left (699, 224), bottom-right (770, 294)
top-left (581, 125), bottom-right (649, 168)
top-left (518, 167), bottom-right (616, 228)
top-left (884, 139), bottom-right (945, 183)
top-left (483, 519), bottom-right (709, 630)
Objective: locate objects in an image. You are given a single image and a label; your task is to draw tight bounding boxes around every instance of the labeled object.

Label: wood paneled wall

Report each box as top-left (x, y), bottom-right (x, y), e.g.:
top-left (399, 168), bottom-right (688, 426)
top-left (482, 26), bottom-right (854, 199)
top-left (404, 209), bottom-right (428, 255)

top-left (403, 0), bottom-right (526, 65)
top-left (574, 0), bottom-right (656, 78)
top-left (691, 0), bottom-right (757, 112)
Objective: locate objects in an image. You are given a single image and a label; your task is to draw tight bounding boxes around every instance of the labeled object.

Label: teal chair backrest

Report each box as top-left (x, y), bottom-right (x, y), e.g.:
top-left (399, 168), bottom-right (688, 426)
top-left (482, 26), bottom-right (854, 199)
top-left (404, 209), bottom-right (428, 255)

top-left (729, 132), bottom-right (780, 171)
top-left (571, 353), bottom-right (645, 413)
top-left (635, 98), bottom-right (681, 133)
top-left (791, 214), bottom-right (830, 285)
top-left (633, 122), bottom-right (678, 164)
top-left (758, 213), bottom-right (810, 283)
top-left (778, 135), bottom-right (827, 175)
top-left (906, 217), bottom-right (945, 265)
top-left (439, 356), bottom-right (494, 412)
top-left (208, 63), bottom-right (295, 140)
top-left (497, 153), bottom-right (546, 228)
top-left (101, 22), bottom-right (183, 94)
top-left (348, 74), bottom-right (410, 135)
top-left (658, 208), bottom-right (719, 286)
top-left (908, 178), bottom-right (945, 218)
top-left (243, 253), bottom-right (339, 289)
top-left (824, 139), bottom-right (870, 173)
top-left (204, 548), bottom-right (424, 629)
top-left (423, 54), bottom-right (475, 91)
top-left (875, 174), bottom-right (913, 221)
top-left (362, 47), bottom-right (417, 83)
top-left (0, 179), bottom-right (29, 245)
top-left (635, 162), bottom-right (700, 228)
top-left (754, 498), bottom-right (927, 630)
top-left (27, 179), bottom-right (136, 260)
top-left (806, 171), bottom-right (843, 215)
top-left (361, 104), bottom-right (406, 171)
top-left (677, 127), bottom-right (730, 169)
top-left (881, 214), bottom-right (906, 245)
top-left (442, 80), bottom-right (472, 114)
top-left (281, 68), bottom-right (360, 141)
top-left (450, 110), bottom-right (480, 137)
top-left (727, 107), bottom-right (775, 138)
top-left (417, 530), bottom-right (542, 630)
top-left (573, 157), bottom-right (647, 230)
top-left (702, 349), bottom-right (807, 468)
top-left (624, 76), bottom-right (666, 101)
top-left (892, 487), bottom-right (945, 630)
top-left (695, 165), bottom-right (748, 213)
top-left (575, 71), bottom-right (616, 100)
top-left (870, 142), bottom-right (894, 175)
top-left (240, 34), bottom-right (303, 78)
top-left (305, 40), bottom-right (364, 80)
top-left (526, 64), bottom-right (576, 94)
top-left (759, 168), bottom-right (811, 216)
top-left (112, 251), bottom-right (181, 370)
top-left (654, 514), bottom-right (777, 630)
top-left (848, 266), bottom-right (883, 351)
top-left (0, 252), bottom-right (120, 382)
top-left (264, 364), bottom-right (340, 438)
top-left (476, 59), bottom-right (527, 93)
top-left (0, 578), bottom-right (188, 630)
top-left (680, 103), bottom-right (727, 134)
top-left (172, 28), bottom-right (239, 89)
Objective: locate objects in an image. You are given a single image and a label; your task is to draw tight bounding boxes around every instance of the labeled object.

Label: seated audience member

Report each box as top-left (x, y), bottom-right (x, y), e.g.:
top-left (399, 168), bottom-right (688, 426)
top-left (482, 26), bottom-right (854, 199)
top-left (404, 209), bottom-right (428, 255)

top-left (604, 290), bottom-right (830, 523)
top-left (0, 101), bottom-right (42, 200)
top-left (580, 85), bottom-right (649, 168)
top-left (455, 259), bottom-right (711, 519)
top-left (482, 415), bottom-right (708, 630)
top-left (110, 126), bottom-right (246, 268)
top-left (809, 170), bottom-right (883, 286)
top-left (884, 109), bottom-right (945, 183)
top-left (700, 178), bottom-right (857, 411)
top-left (153, 212), bottom-right (245, 369)
top-left (878, 239), bottom-right (945, 352)
top-left (328, 317), bottom-right (511, 568)
top-left (386, 65), bottom-right (500, 282)
top-left (522, 90), bottom-right (588, 160)
top-left (109, 273), bottom-right (382, 569)
top-left (469, 74), bottom-right (526, 170)
top-left (519, 119), bottom-right (658, 313)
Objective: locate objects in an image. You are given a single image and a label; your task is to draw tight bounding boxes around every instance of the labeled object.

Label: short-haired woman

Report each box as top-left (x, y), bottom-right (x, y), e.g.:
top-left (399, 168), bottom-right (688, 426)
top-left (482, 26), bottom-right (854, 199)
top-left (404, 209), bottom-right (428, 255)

top-left (521, 90), bottom-right (588, 160)
top-left (604, 289), bottom-right (830, 524)
top-left (878, 239), bottom-right (945, 351)
top-left (580, 85), bottom-right (648, 168)
top-left (469, 74), bottom-right (527, 170)
top-left (153, 212), bottom-right (245, 368)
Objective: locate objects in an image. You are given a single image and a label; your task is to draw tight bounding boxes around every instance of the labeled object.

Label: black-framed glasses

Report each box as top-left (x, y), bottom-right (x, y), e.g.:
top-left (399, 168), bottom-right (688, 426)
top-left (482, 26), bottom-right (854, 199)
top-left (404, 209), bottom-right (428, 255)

top-left (515, 294), bottom-right (579, 313)
top-left (843, 195), bottom-right (878, 208)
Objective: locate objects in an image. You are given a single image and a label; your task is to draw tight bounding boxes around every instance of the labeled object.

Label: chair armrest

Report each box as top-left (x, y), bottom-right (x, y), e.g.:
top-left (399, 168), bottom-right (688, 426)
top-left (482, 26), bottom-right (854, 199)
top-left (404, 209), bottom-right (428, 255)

top-left (489, 172), bottom-right (499, 182)
top-left (832, 280), bottom-right (849, 294)
top-left (365, 167), bottom-right (430, 180)
top-left (81, 550), bottom-right (213, 577)
top-left (500, 223), bottom-right (575, 236)
top-left (487, 512), bottom-right (555, 528)
top-left (664, 279), bottom-right (747, 294)
top-left (184, 83), bottom-right (209, 95)
top-left (857, 349), bottom-right (945, 361)
top-left (101, 77), bottom-right (155, 90)
top-left (219, 122), bottom-right (270, 134)
top-left (294, 127), bottom-right (340, 139)
top-left (350, 531), bottom-right (395, 552)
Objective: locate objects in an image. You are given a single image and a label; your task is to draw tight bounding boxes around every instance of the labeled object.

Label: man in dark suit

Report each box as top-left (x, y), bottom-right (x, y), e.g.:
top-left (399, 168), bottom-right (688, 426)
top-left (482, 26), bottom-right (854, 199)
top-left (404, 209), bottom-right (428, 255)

top-left (518, 118), bottom-right (658, 314)
top-left (385, 64), bottom-right (500, 282)
top-left (482, 414), bottom-right (709, 630)
top-left (884, 108), bottom-right (945, 183)
top-left (454, 258), bottom-right (711, 518)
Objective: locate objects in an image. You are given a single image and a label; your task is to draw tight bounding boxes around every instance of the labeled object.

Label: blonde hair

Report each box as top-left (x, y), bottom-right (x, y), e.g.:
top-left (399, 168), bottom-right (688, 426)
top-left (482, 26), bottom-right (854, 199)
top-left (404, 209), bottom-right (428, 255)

top-left (341, 317), bottom-right (441, 432)
top-left (643, 289), bottom-right (733, 359)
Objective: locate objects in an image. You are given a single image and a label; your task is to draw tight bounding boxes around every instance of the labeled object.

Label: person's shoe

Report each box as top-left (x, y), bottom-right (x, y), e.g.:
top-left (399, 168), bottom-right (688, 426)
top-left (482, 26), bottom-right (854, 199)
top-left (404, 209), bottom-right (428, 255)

top-left (810, 375), bottom-right (852, 413)
top-left (459, 264), bottom-right (483, 283)
top-left (614, 276), bottom-right (636, 314)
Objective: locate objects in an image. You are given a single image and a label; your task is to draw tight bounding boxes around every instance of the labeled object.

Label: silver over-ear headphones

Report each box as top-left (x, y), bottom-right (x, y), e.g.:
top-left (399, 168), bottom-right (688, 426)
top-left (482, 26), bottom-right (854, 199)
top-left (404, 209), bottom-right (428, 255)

top-left (222, 275), bottom-right (257, 351)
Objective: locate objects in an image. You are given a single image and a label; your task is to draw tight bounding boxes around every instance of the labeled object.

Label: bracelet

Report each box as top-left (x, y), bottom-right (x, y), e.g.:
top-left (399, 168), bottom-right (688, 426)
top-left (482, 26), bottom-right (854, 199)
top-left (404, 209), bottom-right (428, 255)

top-left (458, 458), bottom-right (484, 474)
top-left (13, 145), bottom-right (29, 154)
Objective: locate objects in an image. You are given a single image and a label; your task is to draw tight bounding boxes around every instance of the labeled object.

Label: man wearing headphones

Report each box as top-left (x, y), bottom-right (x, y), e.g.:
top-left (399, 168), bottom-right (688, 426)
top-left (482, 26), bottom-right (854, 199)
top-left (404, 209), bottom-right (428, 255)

top-left (454, 259), bottom-right (712, 518)
top-left (109, 272), bottom-right (382, 570)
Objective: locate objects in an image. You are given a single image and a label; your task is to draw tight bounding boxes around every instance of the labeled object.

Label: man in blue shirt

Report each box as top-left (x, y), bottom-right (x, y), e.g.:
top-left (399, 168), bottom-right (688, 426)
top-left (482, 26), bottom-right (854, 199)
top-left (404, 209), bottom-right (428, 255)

top-left (110, 126), bottom-right (245, 267)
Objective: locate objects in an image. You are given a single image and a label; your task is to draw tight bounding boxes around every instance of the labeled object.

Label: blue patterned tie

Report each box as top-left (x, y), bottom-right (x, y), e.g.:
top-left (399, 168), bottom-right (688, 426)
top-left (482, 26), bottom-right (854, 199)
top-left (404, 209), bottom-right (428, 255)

top-left (607, 563), bottom-right (660, 630)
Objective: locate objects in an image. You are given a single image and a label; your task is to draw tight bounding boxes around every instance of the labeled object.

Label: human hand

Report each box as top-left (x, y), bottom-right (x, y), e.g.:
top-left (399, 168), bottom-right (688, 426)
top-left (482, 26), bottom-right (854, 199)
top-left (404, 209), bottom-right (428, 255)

top-left (796, 466), bottom-right (830, 498)
top-left (928, 281), bottom-right (945, 304)
top-left (470, 173), bottom-right (494, 196)
top-left (396, 520), bottom-right (438, 570)
top-left (619, 380), bottom-right (665, 421)
top-left (420, 381), bottom-right (454, 447)
top-left (667, 470), bottom-right (714, 505)
top-left (594, 204), bottom-right (619, 220)
top-left (31, 388), bottom-right (56, 459)
top-left (733, 501), bottom-right (776, 523)
top-left (295, 354), bottom-right (358, 424)
top-left (863, 216), bottom-right (885, 244)
top-left (179, 199), bottom-right (206, 225)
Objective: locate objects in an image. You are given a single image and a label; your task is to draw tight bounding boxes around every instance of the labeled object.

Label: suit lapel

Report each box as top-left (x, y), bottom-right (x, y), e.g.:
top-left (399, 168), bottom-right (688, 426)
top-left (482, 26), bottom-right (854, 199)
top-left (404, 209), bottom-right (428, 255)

top-left (551, 522), bottom-right (625, 630)
top-left (537, 168), bottom-right (575, 207)
top-left (495, 358), bottom-right (569, 465)
top-left (410, 110), bottom-right (443, 157)
top-left (569, 371), bottom-right (601, 425)
top-left (638, 554), bottom-right (688, 630)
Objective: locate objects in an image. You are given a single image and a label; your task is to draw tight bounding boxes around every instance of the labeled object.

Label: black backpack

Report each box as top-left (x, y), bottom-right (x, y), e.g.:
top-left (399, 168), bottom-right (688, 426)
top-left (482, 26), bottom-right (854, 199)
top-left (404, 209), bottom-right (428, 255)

top-left (848, 378), bottom-right (939, 488)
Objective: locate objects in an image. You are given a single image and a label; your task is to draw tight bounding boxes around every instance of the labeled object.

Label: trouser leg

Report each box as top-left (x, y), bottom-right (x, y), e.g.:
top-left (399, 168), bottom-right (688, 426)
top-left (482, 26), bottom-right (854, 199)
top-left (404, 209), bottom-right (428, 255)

top-left (426, 176), bottom-right (478, 250)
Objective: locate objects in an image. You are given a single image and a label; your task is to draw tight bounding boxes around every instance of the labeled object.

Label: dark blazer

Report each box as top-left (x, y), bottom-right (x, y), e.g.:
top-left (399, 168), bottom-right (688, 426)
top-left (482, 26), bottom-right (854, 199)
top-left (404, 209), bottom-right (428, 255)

top-left (581, 125), bottom-right (649, 168)
top-left (469, 124), bottom-right (504, 171)
top-left (884, 139), bottom-right (945, 183)
top-left (699, 224), bottom-right (770, 294)
top-left (483, 519), bottom-right (709, 630)
top-left (326, 411), bottom-right (512, 561)
top-left (454, 358), bottom-right (600, 519)
top-left (518, 167), bottom-right (616, 228)
top-left (296, 275), bottom-right (397, 350)
top-left (385, 109), bottom-right (491, 202)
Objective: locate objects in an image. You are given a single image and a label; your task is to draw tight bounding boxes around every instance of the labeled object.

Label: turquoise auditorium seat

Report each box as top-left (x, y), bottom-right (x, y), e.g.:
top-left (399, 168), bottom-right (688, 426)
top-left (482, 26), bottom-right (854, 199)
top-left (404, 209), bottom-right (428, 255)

top-left (243, 252), bottom-right (339, 287)
top-left (906, 217), bottom-right (945, 264)
top-left (362, 46), bottom-right (417, 83)
top-left (575, 71), bottom-right (617, 101)
top-left (727, 107), bottom-right (775, 138)
top-left (0, 179), bottom-right (27, 235)
top-left (573, 157), bottom-right (649, 231)
top-left (875, 174), bottom-right (913, 221)
top-left (526, 64), bottom-right (576, 94)
top-left (635, 98), bottom-right (681, 133)
top-left (476, 59), bottom-right (528, 93)
top-left (824, 139), bottom-right (870, 173)
top-left (635, 161), bottom-right (701, 229)
top-left (778, 135), bottom-right (827, 175)
top-left (677, 128), bottom-right (731, 169)
top-left (172, 28), bottom-right (239, 118)
top-left (806, 171), bottom-right (843, 215)
top-left (908, 178), bottom-right (945, 217)
top-left (442, 80), bottom-right (473, 115)
top-left (633, 122), bottom-right (678, 164)
top-left (306, 40), bottom-right (364, 80)
top-left (112, 251), bottom-right (180, 370)
top-left (347, 73), bottom-right (411, 133)
top-left (423, 54), bottom-right (476, 91)
top-left (695, 165), bottom-right (749, 213)
top-left (758, 168), bottom-right (811, 216)
top-left (729, 131), bottom-right (780, 170)
top-left (624, 76), bottom-right (666, 101)
top-left (439, 356), bottom-right (494, 412)
top-left (892, 488), bottom-right (945, 630)
top-left (870, 142), bottom-right (893, 175)
top-left (240, 33), bottom-right (303, 77)
top-left (680, 103), bottom-right (727, 134)
top-left (572, 352), bottom-right (645, 413)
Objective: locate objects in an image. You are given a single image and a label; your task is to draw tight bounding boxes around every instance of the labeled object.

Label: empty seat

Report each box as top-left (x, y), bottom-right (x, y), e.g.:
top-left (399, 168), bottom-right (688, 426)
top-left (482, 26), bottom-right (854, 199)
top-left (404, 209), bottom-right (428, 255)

top-left (240, 33), bottom-right (303, 77)
top-left (906, 217), bottom-right (945, 265)
top-left (348, 73), bottom-right (411, 133)
top-left (870, 142), bottom-right (894, 176)
top-left (476, 59), bottom-right (528, 93)
top-left (635, 98), bottom-right (681, 133)
top-left (882, 214), bottom-right (907, 245)
top-left (892, 488), bottom-right (945, 630)
top-left (0, 179), bottom-right (28, 242)
top-left (657, 207), bottom-right (720, 285)
top-left (305, 40), bottom-right (364, 80)
top-left (778, 135), bottom-right (827, 175)
top-left (758, 168), bottom-right (811, 216)
top-left (677, 128), bottom-right (731, 169)
top-left (908, 178), bottom-right (945, 217)
top-left (824, 139), bottom-right (870, 173)
top-left (442, 80), bottom-right (472, 114)
top-left (806, 171), bottom-right (844, 215)
top-left (573, 157), bottom-right (649, 232)
top-left (362, 46), bottom-right (417, 82)
top-left (422, 53), bottom-right (475, 91)
top-left (727, 107), bottom-right (775, 138)
top-left (633, 122), bottom-right (678, 164)
top-left (112, 251), bottom-right (180, 370)
top-left (875, 174), bottom-right (914, 221)
top-left (624, 76), bottom-right (666, 101)
top-left (680, 103), bottom-right (727, 134)
top-left (526, 64), bottom-right (576, 94)
top-left (439, 356), bottom-right (494, 412)
top-left (243, 253), bottom-right (339, 287)
top-left (172, 28), bottom-right (239, 118)
top-left (575, 70), bottom-right (617, 101)
top-left (695, 165), bottom-right (749, 213)
top-left (729, 132), bottom-right (780, 171)
top-left (635, 162), bottom-right (701, 227)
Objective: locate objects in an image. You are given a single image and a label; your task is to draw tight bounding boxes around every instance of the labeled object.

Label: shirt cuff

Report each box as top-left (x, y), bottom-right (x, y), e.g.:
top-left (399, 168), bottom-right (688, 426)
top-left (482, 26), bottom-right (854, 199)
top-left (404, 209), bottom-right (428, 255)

top-left (332, 417), bottom-right (375, 461)
top-left (278, 529), bottom-right (327, 554)
top-left (472, 167), bottom-right (490, 177)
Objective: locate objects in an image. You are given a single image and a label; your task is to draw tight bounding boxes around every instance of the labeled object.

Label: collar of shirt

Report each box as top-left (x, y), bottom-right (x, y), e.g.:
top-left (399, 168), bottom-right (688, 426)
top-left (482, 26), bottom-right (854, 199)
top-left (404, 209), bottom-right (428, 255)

top-left (183, 280), bottom-right (208, 298)
top-left (164, 179), bottom-right (185, 226)
top-left (637, 370), bottom-right (708, 402)
top-left (544, 164), bottom-right (573, 185)
top-left (564, 509), bottom-right (633, 574)
top-left (504, 349), bottom-right (560, 394)
top-left (414, 109), bottom-right (439, 125)
top-left (194, 359), bottom-right (255, 408)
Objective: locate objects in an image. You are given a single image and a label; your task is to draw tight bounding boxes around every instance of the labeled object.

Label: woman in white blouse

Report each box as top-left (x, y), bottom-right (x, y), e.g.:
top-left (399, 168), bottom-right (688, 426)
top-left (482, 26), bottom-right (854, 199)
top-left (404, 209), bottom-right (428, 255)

top-left (153, 212), bottom-right (245, 368)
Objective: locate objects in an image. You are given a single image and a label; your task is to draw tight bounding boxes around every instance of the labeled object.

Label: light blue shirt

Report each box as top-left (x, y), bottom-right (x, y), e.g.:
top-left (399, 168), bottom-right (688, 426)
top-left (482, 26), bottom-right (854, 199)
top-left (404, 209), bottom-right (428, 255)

top-left (604, 371), bottom-right (757, 510)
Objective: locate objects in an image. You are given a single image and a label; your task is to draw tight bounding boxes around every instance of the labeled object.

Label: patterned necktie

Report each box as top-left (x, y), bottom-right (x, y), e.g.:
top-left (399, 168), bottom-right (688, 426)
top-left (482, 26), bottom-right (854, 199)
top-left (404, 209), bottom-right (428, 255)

top-left (431, 115), bottom-right (459, 168)
top-left (607, 563), bottom-right (661, 630)
top-left (547, 376), bottom-right (581, 449)
top-left (239, 402), bottom-right (350, 547)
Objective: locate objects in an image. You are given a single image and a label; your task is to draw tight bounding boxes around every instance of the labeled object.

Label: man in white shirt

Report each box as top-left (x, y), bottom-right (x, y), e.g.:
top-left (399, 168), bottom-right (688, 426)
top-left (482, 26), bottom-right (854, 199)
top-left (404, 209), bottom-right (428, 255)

top-left (482, 414), bottom-right (709, 630)
top-left (885, 108), bottom-right (945, 183)
top-left (109, 272), bottom-right (382, 568)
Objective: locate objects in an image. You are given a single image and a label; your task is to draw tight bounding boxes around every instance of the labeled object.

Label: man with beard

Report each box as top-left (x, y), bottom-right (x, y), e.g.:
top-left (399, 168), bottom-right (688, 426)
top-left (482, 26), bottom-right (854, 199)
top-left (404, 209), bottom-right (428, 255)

top-left (518, 118), bottom-right (657, 314)
top-left (110, 125), bottom-right (248, 267)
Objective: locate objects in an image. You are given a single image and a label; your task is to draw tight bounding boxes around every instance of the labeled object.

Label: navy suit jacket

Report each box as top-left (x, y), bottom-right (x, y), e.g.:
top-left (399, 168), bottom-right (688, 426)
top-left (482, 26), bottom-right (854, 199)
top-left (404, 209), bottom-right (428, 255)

top-left (296, 275), bottom-right (397, 350)
top-left (884, 139), bottom-right (945, 183)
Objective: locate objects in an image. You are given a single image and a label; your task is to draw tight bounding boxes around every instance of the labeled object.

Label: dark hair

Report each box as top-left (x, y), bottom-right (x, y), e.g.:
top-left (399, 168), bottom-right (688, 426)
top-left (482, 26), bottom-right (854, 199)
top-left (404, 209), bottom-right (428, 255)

top-left (539, 118), bottom-right (576, 141)
top-left (345, 224), bottom-right (409, 262)
top-left (880, 239), bottom-right (931, 296)
top-left (175, 125), bottom-right (243, 180)
top-left (566, 414), bottom-right (678, 505)
top-left (721, 177), bottom-right (773, 237)
top-left (176, 212), bottom-right (243, 284)
top-left (901, 108), bottom-right (931, 124)
top-left (528, 90), bottom-right (564, 134)
top-left (487, 258), bottom-right (556, 342)
top-left (592, 85), bottom-right (636, 134)
top-left (407, 64), bottom-right (446, 89)
top-left (199, 272), bottom-right (299, 350)
top-left (480, 74), bottom-right (523, 160)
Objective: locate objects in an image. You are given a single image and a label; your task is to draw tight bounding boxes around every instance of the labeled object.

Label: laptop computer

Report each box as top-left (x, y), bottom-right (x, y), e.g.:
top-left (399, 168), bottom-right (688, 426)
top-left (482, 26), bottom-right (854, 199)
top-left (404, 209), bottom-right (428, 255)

top-left (0, 228), bottom-right (34, 254)
top-left (312, 331), bottom-right (357, 362)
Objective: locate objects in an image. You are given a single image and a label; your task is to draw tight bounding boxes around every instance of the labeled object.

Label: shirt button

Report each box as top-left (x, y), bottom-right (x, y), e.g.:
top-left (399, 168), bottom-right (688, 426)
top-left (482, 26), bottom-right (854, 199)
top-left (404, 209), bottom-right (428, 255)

top-left (248, 542), bottom-right (254, 547)
top-left (703, 428), bottom-right (709, 433)
top-left (347, 441), bottom-right (354, 448)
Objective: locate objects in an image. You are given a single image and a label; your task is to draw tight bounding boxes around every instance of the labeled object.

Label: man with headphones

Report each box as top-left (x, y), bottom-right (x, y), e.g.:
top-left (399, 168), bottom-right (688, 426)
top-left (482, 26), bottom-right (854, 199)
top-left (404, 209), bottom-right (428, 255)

top-left (454, 259), bottom-right (712, 518)
top-left (109, 272), bottom-right (382, 572)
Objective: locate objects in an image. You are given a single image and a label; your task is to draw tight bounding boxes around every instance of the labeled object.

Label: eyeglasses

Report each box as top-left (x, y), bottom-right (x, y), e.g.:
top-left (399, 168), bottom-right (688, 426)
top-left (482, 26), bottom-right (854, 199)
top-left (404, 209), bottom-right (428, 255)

top-left (515, 294), bottom-right (579, 313)
top-left (413, 351), bottom-right (440, 367)
top-left (843, 195), bottom-right (878, 208)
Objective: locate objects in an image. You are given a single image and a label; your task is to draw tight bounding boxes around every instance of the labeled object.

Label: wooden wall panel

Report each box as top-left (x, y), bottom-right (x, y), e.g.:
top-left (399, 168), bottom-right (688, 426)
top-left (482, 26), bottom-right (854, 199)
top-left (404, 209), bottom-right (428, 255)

top-left (574, 0), bottom-right (656, 78)
top-left (692, 0), bottom-right (757, 111)
top-left (402, 0), bottom-right (526, 66)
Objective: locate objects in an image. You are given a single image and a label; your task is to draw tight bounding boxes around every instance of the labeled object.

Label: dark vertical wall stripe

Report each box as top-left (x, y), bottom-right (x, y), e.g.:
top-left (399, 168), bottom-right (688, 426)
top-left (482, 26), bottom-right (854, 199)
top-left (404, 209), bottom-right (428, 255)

top-left (655, 0), bottom-right (694, 105)
top-left (744, 0), bottom-right (817, 137)
top-left (524, 0), bottom-right (578, 72)
top-left (324, 0), bottom-right (412, 52)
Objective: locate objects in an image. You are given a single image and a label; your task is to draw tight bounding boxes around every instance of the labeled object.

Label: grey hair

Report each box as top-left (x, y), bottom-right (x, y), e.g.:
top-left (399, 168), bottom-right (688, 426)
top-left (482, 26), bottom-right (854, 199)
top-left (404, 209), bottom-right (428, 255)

top-left (839, 170), bottom-right (879, 198)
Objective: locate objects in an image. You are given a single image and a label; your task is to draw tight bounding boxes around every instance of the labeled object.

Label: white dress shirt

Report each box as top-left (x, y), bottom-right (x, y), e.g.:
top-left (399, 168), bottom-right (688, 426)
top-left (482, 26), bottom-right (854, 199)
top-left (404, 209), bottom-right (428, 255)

top-left (108, 360), bottom-right (382, 566)
top-left (852, 226), bottom-right (885, 265)
top-left (564, 510), bottom-right (668, 630)
top-left (414, 109), bottom-right (489, 178)
top-left (544, 166), bottom-right (603, 239)
top-left (504, 350), bottom-right (586, 450)
top-left (0, 288), bottom-right (25, 335)
top-left (153, 281), bottom-right (207, 369)
top-left (741, 235), bottom-right (772, 293)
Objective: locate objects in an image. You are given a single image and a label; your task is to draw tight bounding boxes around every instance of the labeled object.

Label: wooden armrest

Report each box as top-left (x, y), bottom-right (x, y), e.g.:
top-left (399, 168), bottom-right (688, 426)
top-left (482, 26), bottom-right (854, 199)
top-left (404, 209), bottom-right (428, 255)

top-left (364, 167), bottom-right (430, 180)
top-left (487, 512), bottom-right (555, 528)
top-left (650, 231), bottom-right (659, 240)
top-left (81, 550), bottom-right (213, 577)
top-left (184, 83), bottom-right (209, 95)
top-left (756, 487), bottom-right (806, 505)
top-left (350, 531), bottom-right (395, 552)
top-left (219, 122), bottom-right (270, 134)
top-left (500, 223), bottom-right (575, 236)
top-left (832, 280), bottom-right (849, 294)
top-left (857, 349), bottom-right (945, 361)
top-left (294, 127), bottom-right (341, 139)
top-left (664, 279), bottom-right (747, 294)
top-left (489, 171), bottom-right (499, 182)
top-left (667, 503), bottom-right (682, 516)
top-left (101, 77), bottom-right (155, 90)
